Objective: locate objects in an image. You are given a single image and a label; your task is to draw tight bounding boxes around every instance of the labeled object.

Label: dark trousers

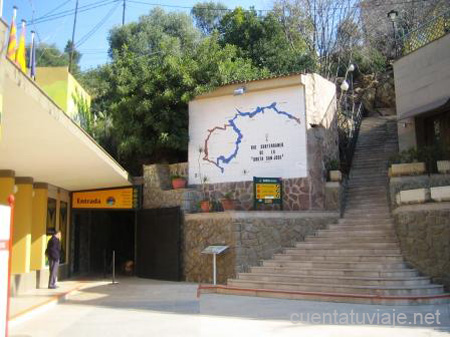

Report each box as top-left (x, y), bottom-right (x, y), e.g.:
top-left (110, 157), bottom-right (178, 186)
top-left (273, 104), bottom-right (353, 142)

top-left (48, 258), bottom-right (59, 288)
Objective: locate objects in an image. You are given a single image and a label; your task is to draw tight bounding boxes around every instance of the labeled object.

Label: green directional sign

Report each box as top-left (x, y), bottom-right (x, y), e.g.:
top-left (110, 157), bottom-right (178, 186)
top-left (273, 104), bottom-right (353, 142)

top-left (253, 177), bottom-right (283, 209)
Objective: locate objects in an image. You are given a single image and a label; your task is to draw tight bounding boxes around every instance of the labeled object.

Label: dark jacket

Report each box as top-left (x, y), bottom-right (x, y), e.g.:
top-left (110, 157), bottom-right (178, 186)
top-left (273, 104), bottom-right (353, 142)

top-left (46, 235), bottom-right (61, 261)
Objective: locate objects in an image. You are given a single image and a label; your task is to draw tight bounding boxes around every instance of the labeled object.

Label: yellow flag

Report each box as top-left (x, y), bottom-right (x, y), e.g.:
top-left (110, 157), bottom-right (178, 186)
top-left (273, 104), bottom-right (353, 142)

top-left (16, 20), bottom-right (27, 73)
top-left (7, 8), bottom-right (17, 61)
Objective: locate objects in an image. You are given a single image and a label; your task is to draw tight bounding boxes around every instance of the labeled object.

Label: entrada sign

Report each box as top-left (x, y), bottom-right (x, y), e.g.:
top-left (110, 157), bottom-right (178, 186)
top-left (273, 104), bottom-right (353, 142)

top-left (72, 187), bottom-right (139, 209)
top-left (253, 177), bottom-right (283, 208)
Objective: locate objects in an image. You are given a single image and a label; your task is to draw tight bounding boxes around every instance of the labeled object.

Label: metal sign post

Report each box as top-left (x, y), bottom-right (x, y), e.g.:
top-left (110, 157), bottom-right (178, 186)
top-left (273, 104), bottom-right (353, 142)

top-left (201, 245), bottom-right (229, 285)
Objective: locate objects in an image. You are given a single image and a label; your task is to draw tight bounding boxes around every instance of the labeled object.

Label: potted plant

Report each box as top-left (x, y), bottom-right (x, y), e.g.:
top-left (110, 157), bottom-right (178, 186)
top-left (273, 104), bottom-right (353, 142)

top-left (436, 144), bottom-right (450, 174)
top-left (437, 160), bottom-right (450, 174)
top-left (326, 159), bottom-right (342, 182)
top-left (199, 199), bottom-right (211, 212)
top-left (199, 176), bottom-right (211, 212)
top-left (171, 174), bottom-right (187, 189)
top-left (221, 192), bottom-right (235, 211)
top-left (388, 148), bottom-right (426, 177)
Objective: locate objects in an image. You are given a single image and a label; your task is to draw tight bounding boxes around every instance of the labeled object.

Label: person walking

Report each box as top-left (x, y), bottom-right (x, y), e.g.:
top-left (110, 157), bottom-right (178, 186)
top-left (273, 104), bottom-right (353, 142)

top-left (46, 230), bottom-right (61, 289)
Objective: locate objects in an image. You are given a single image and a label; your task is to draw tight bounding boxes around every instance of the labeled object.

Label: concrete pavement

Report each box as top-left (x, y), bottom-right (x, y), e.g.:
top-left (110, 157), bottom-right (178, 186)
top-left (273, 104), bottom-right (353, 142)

top-left (9, 277), bottom-right (450, 337)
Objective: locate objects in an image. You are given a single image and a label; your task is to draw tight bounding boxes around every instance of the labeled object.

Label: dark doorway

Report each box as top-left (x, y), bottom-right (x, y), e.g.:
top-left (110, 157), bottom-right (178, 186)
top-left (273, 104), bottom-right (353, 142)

top-left (137, 207), bottom-right (182, 281)
top-left (72, 210), bottom-right (135, 276)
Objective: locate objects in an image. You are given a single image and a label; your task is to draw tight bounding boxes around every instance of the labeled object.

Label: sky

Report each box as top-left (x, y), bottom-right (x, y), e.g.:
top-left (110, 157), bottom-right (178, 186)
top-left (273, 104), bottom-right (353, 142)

top-left (2, 0), bottom-right (271, 70)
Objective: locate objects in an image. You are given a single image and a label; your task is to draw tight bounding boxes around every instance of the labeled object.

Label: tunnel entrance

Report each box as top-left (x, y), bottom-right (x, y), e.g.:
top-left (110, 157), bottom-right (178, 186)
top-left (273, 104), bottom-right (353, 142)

top-left (71, 210), bottom-right (135, 277)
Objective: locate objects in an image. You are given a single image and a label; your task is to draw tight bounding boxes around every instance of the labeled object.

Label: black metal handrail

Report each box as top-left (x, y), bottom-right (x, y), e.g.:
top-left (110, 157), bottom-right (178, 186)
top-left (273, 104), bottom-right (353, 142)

top-left (338, 101), bottom-right (363, 174)
top-left (399, 9), bottom-right (450, 57)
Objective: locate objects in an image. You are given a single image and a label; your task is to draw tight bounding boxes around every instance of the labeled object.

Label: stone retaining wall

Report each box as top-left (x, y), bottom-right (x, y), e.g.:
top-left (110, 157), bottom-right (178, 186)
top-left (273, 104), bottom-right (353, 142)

top-left (183, 211), bottom-right (339, 284)
top-left (143, 163), bottom-right (345, 212)
top-left (393, 203), bottom-right (450, 289)
top-left (143, 163), bottom-right (200, 211)
top-left (388, 174), bottom-right (450, 208)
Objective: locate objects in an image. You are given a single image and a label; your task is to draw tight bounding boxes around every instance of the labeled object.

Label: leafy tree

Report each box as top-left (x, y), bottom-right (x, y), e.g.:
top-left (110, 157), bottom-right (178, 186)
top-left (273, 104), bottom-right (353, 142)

top-left (85, 8), bottom-right (266, 174)
top-left (26, 42), bottom-right (82, 75)
top-left (191, 2), bottom-right (228, 34)
top-left (219, 7), bottom-right (315, 74)
top-left (64, 40), bottom-right (82, 73)
top-left (26, 43), bottom-right (69, 67)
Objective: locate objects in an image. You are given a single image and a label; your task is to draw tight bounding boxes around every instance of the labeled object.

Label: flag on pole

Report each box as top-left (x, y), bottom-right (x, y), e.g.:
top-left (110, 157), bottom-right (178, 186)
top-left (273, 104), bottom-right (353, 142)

top-left (16, 20), bottom-right (27, 73)
top-left (6, 7), bottom-right (18, 61)
top-left (29, 31), bottom-right (36, 80)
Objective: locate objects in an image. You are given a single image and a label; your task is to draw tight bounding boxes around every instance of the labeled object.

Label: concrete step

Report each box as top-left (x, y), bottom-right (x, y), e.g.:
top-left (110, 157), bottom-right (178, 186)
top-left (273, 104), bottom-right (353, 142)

top-left (345, 204), bottom-right (390, 210)
top-left (343, 214), bottom-right (392, 221)
top-left (344, 208), bottom-right (391, 215)
top-left (237, 273), bottom-right (431, 287)
top-left (273, 253), bottom-right (403, 263)
top-left (214, 286), bottom-right (450, 305)
top-left (348, 182), bottom-right (389, 187)
top-left (349, 174), bottom-right (388, 180)
top-left (347, 186), bottom-right (388, 192)
top-left (262, 260), bottom-right (406, 270)
top-left (250, 266), bottom-right (418, 278)
top-left (345, 200), bottom-right (389, 206)
top-left (227, 279), bottom-right (444, 296)
top-left (349, 172), bottom-right (388, 177)
top-left (295, 242), bottom-right (399, 249)
top-left (338, 218), bottom-right (394, 225)
top-left (305, 237), bottom-right (398, 244)
top-left (316, 229), bottom-right (396, 238)
top-left (285, 248), bottom-right (401, 255)
top-left (328, 224), bottom-right (395, 231)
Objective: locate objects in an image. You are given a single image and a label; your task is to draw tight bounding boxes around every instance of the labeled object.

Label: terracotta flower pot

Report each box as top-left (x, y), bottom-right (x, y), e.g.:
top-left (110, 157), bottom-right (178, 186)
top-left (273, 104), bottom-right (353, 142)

top-left (221, 198), bottom-right (235, 211)
top-left (200, 200), bottom-right (210, 212)
top-left (172, 178), bottom-right (187, 189)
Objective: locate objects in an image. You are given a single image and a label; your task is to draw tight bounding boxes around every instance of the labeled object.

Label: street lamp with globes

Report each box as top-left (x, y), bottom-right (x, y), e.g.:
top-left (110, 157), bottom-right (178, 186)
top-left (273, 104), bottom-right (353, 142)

top-left (387, 10), bottom-right (399, 57)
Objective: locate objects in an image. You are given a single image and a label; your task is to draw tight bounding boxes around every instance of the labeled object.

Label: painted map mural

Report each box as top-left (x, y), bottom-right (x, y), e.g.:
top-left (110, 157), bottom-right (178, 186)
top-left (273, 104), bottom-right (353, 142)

top-left (189, 86), bottom-right (307, 184)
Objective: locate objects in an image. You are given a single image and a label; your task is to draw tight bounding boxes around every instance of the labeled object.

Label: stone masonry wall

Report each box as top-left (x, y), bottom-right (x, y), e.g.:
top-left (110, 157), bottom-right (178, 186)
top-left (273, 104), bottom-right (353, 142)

top-left (143, 163), bottom-right (201, 211)
top-left (183, 211), bottom-right (339, 284)
top-left (389, 174), bottom-right (450, 208)
top-left (143, 163), bottom-right (335, 212)
top-left (202, 177), bottom-right (316, 211)
top-left (393, 203), bottom-right (450, 289)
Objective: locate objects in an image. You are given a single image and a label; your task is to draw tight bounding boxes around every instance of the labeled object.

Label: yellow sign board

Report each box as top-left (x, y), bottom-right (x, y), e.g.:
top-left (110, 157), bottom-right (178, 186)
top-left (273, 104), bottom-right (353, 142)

top-left (72, 188), bottom-right (135, 209)
top-left (256, 183), bottom-right (281, 199)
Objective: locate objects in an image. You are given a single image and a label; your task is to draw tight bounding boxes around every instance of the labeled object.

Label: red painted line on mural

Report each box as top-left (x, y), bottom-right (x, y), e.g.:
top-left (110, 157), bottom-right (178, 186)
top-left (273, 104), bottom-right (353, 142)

top-left (203, 123), bottom-right (232, 169)
top-left (197, 284), bottom-right (450, 301)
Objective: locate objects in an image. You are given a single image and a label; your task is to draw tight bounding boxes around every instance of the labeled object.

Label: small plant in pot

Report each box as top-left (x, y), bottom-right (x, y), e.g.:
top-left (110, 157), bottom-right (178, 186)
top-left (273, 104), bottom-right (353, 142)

top-left (325, 159), bottom-right (341, 182)
top-left (199, 199), bottom-right (211, 212)
top-left (220, 192), bottom-right (235, 211)
top-left (171, 174), bottom-right (187, 189)
top-left (199, 176), bottom-right (211, 212)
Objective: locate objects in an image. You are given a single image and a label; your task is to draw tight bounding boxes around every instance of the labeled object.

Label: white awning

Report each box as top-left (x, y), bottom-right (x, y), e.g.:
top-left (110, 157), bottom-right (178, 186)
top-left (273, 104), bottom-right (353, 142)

top-left (0, 59), bottom-right (131, 191)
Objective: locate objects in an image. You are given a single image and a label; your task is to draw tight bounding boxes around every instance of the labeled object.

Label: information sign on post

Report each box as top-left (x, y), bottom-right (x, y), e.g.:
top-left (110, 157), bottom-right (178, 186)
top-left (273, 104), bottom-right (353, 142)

top-left (201, 245), bottom-right (229, 285)
top-left (253, 177), bottom-right (283, 209)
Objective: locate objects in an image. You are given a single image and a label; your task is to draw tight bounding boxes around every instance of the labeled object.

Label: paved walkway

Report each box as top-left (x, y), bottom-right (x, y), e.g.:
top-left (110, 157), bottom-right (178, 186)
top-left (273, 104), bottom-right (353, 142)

top-left (9, 277), bottom-right (450, 337)
top-left (9, 279), bottom-right (110, 320)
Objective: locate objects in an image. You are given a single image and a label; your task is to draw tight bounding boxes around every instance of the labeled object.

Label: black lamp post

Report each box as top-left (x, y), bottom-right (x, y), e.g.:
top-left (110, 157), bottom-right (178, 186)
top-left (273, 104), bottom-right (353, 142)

top-left (387, 10), bottom-right (399, 57)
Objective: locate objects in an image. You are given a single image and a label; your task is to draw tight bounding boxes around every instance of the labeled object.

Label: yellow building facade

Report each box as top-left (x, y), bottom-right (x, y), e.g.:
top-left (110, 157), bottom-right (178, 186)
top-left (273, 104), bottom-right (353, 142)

top-left (35, 66), bottom-right (91, 122)
top-left (0, 20), bottom-right (131, 295)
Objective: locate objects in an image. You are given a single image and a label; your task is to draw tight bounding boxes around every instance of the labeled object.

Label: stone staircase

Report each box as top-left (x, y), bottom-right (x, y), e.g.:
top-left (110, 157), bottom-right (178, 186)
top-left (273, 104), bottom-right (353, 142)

top-left (214, 116), bottom-right (449, 305)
